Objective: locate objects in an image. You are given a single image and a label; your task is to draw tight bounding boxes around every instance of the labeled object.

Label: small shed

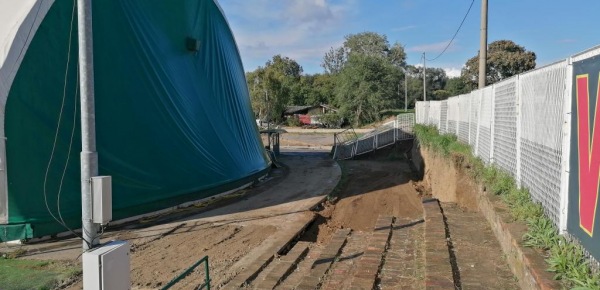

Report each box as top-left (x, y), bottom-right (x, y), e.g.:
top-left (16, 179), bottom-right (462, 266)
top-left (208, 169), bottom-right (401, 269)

top-left (283, 104), bottom-right (337, 125)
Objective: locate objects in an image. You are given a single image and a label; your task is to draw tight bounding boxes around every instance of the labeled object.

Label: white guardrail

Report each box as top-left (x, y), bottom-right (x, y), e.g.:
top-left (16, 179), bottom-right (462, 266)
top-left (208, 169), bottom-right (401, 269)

top-left (332, 113), bottom-right (415, 160)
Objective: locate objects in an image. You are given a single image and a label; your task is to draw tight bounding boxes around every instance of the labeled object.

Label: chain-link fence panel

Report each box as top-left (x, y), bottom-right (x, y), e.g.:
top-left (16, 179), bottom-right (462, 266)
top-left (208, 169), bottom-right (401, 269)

top-left (476, 86), bottom-right (494, 164)
top-left (493, 77), bottom-right (518, 175)
top-left (376, 128), bottom-right (395, 149)
top-left (428, 101), bottom-right (441, 127)
top-left (397, 113), bottom-right (415, 139)
top-left (519, 61), bottom-right (568, 225)
top-left (354, 136), bottom-right (375, 156)
top-left (458, 94), bottom-right (470, 143)
top-left (440, 100), bottom-right (448, 134)
top-left (333, 144), bottom-right (354, 160)
top-left (447, 97), bottom-right (459, 135)
top-left (469, 91), bottom-right (481, 148)
top-left (415, 102), bottom-right (424, 124)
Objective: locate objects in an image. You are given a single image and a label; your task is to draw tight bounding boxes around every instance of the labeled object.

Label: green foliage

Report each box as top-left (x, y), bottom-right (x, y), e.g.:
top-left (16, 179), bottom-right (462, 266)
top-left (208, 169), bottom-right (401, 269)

top-left (0, 258), bottom-right (80, 290)
top-left (432, 90), bottom-right (451, 100)
top-left (246, 55), bottom-right (303, 122)
top-left (380, 109), bottom-right (415, 118)
top-left (523, 216), bottom-right (559, 250)
top-left (318, 112), bottom-right (343, 128)
top-left (462, 40), bottom-right (536, 89)
top-left (405, 66), bottom-right (449, 103)
top-left (334, 54), bottom-right (401, 126)
top-left (444, 77), bottom-right (470, 96)
top-left (546, 238), bottom-right (600, 288)
top-left (322, 32), bottom-right (410, 125)
top-left (414, 124), bottom-right (600, 289)
top-left (285, 116), bottom-right (302, 127)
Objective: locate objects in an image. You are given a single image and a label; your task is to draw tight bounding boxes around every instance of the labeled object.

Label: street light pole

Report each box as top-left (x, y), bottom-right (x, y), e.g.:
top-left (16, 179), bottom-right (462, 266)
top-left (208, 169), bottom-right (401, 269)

top-left (423, 52), bottom-right (427, 101)
top-left (77, 0), bottom-right (99, 250)
top-left (405, 71), bottom-right (408, 111)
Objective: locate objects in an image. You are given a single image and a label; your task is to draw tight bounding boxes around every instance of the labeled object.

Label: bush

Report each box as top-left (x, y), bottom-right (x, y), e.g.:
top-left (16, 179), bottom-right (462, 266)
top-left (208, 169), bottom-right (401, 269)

top-left (285, 116), bottom-right (302, 127)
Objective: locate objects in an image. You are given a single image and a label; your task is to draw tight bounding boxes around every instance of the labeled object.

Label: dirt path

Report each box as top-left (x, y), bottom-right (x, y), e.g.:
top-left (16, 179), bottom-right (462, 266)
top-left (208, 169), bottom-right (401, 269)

top-left (304, 158), bottom-right (423, 246)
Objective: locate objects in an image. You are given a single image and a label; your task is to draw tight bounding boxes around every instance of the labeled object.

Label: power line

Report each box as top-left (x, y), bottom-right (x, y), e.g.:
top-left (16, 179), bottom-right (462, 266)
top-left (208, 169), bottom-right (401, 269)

top-left (426, 0), bottom-right (475, 62)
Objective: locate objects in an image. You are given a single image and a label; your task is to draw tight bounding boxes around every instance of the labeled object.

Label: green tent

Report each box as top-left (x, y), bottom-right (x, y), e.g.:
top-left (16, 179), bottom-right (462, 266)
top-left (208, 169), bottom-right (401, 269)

top-left (0, 0), bottom-right (270, 241)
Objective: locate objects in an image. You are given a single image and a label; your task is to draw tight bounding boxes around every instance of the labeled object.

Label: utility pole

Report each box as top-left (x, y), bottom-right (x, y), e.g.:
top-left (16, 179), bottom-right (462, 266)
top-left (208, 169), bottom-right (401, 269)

top-left (77, 0), bottom-right (99, 250)
top-left (478, 0), bottom-right (488, 89)
top-left (405, 71), bottom-right (408, 111)
top-left (423, 52), bottom-right (427, 101)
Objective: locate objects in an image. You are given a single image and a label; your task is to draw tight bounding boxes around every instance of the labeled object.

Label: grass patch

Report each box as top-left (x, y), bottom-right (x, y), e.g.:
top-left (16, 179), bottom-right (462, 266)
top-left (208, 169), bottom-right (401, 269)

top-left (0, 257), bottom-right (81, 290)
top-left (414, 124), bottom-right (600, 289)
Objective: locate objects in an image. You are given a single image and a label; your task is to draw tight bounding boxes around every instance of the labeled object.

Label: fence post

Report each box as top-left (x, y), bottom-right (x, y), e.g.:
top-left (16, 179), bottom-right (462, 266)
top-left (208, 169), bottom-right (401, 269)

top-left (489, 85), bottom-right (496, 163)
top-left (559, 58), bottom-right (573, 234)
top-left (515, 76), bottom-right (523, 187)
top-left (332, 133), bottom-right (338, 160)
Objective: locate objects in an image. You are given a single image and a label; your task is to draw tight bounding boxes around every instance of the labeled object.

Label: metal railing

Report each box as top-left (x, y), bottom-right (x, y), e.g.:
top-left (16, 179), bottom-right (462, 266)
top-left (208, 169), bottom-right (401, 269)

top-left (161, 256), bottom-right (211, 290)
top-left (332, 113), bottom-right (415, 160)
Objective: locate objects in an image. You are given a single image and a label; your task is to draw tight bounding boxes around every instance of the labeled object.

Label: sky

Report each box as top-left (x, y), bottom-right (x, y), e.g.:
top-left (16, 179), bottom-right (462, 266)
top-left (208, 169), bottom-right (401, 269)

top-left (218, 0), bottom-right (600, 77)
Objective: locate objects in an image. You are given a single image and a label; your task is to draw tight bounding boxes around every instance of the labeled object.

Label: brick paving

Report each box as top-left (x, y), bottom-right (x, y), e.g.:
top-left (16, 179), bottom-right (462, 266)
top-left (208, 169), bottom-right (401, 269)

top-left (236, 198), bottom-right (518, 290)
top-left (379, 217), bottom-right (425, 290)
top-left (348, 216), bottom-right (394, 290)
top-left (423, 199), bottom-right (455, 290)
top-left (253, 241), bottom-right (310, 289)
top-left (276, 243), bottom-right (325, 289)
top-left (320, 231), bottom-right (372, 290)
top-left (442, 204), bottom-right (518, 290)
top-left (295, 228), bottom-right (351, 290)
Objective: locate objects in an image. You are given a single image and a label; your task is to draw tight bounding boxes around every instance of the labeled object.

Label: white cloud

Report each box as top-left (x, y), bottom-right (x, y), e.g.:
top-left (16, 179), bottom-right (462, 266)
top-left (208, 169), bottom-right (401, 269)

top-left (444, 67), bottom-right (462, 78)
top-left (218, 0), bottom-right (357, 72)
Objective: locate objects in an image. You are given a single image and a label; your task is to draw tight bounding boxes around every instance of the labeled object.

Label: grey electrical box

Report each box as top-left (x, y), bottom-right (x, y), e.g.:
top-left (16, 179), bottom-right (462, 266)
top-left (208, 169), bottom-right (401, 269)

top-left (92, 176), bottom-right (112, 224)
top-left (83, 240), bottom-right (130, 290)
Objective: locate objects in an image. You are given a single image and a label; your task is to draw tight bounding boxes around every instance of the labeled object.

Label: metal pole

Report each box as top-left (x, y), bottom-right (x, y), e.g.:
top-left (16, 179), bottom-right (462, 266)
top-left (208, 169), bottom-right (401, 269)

top-left (423, 53), bottom-right (427, 101)
top-left (478, 0), bottom-right (488, 89)
top-left (77, 0), bottom-right (99, 250)
top-left (404, 70), bottom-right (408, 111)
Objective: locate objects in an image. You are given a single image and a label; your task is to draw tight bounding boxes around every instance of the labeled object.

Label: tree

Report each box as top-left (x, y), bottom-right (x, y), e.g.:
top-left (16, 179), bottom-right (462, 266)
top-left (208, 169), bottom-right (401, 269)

top-left (404, 66), bottom-right (449, 102)
top-left (462, 40), bottom-right (536, 89)
top-left (444, 77), bottom-right (469, 96)
top-left (334, 54), bottom-right (401, 126)
top-left (300, 73), bottom-right (336, 106)
top-left (321, 32), bottom-right (406, 74)
top-left (321, 32), bottom-right (407, 125)
top-left (246, 55), bottom-right (303, 122)
top-left (322, 47), bottom-right (346, 74)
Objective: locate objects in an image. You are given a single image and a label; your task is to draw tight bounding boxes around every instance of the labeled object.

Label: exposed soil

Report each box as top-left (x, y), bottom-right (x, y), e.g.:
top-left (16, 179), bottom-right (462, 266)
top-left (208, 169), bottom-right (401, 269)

top-left (129, 223), bottom-right (276, 289)
top-left (302, 150), bottom-right (423, 245)
top-left (419, 149), bottom-right (479, 210)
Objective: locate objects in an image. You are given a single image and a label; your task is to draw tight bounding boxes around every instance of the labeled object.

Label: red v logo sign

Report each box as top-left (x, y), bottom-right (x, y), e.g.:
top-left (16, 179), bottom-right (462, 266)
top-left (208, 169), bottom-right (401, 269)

top-left (576, 74), bottom-right (600, 236)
